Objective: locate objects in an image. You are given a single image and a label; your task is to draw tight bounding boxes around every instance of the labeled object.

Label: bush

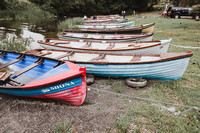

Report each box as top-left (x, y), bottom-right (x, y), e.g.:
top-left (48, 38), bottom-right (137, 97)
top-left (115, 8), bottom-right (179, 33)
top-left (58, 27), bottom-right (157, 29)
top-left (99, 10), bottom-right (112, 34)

top-left (58, 17), bottom-right (83, 31)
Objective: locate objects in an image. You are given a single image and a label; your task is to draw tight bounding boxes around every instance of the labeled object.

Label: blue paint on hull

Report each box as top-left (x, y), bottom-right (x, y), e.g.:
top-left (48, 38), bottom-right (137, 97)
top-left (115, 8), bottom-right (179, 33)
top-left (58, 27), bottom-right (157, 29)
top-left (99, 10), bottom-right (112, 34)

top-left (0, 77), bottom-right (82, 96)
top-left (76, 57), bottom-right (190, 81)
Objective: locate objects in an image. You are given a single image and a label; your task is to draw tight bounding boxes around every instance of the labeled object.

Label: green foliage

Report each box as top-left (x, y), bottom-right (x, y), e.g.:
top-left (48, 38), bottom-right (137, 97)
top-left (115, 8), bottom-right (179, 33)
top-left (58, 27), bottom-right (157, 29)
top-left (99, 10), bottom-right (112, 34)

top-left (58, 17), bottom-right (83, 31)
top-left (0, 37), bottom-right (31, 52)
top-left (115, 104), bottom-right (200, 132)
top-left (0, 0), bottom-right (53, 20)
top-left (53, 121), bottom-right (74, 133)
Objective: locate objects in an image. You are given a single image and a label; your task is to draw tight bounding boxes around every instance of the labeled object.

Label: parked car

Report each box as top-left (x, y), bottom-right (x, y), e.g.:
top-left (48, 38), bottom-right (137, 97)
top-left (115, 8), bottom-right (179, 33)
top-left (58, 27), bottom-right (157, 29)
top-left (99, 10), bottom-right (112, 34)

top-left (192, 8), bottom-right (200, 20)
top-left (167, 7), bottom-right (200, 19)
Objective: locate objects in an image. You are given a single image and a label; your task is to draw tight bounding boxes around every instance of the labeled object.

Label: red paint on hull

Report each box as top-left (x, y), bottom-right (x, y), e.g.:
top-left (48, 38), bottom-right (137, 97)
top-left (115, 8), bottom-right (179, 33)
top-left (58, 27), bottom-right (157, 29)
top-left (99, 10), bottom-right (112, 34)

top-left (27, 76), bottom-right (87, 106)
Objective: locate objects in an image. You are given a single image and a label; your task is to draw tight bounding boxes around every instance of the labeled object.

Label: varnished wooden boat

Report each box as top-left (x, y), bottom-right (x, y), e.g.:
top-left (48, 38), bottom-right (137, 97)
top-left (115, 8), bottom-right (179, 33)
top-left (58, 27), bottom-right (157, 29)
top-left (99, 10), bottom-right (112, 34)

top-left (25, 49), bottom-right (192, 81)
top-left (0, 50), bottom-right (86, 105)
top-left (58, 32), bottom-right (154, 42)
top-left (64, 22), bottom-right (155, 34)
top-left (37, 38), bottom-right (172, 54)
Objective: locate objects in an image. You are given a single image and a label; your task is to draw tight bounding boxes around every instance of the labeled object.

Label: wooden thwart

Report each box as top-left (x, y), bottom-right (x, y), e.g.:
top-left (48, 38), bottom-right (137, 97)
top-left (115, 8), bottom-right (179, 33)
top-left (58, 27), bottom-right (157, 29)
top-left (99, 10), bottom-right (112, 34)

top-left (13, 57), bottom-right (44, 76)
top-left (90, 53), bottom-right (106, 61)
top-left (100, 34), bottom-right (105, 39)
top-left (81, 42), bottom-right (92, 48)
top-left (54, 51), bottom-right (74, 60)
top-left (0, 54), bottom-right (25, 69)
top-left (130, 54), bottom-right (141, 62)
top-left (0, 51), bottom-right (7, 57)
top-left (106, 43), bottom-right (115, 49)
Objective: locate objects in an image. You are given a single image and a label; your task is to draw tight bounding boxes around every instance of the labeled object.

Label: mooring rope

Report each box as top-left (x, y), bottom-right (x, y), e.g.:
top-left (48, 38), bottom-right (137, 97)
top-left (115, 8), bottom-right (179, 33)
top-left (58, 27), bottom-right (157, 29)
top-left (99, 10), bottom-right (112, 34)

top-left (170, 44), bottom-right (200, 49)
top-left (91, 88), bottom-right (200, 112)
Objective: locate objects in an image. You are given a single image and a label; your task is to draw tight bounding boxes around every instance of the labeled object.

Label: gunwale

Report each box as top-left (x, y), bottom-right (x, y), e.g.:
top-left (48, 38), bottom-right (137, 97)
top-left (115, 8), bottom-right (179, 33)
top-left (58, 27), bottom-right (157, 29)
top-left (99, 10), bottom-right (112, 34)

top-left (0, 50), bottom-right (84, 90)
top-left (58, 32), bottom-right (154, 42)
top-left (63, 23), bottom-right (155, 33)
top-left (37, 38), bottom-right (164, 52)
top-left (25, 49), bottom-right (193, 65)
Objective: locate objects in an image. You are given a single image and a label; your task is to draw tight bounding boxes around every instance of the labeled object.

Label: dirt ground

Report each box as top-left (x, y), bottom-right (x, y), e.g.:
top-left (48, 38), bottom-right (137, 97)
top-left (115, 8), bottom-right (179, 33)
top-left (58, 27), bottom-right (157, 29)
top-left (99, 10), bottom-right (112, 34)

top-left (0, 77), bottom-right (143, 133)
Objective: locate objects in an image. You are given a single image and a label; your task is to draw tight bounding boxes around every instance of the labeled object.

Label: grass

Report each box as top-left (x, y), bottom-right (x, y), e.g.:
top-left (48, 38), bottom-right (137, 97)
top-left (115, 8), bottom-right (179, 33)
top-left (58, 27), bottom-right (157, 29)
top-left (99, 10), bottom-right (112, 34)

top-left (53, 121), bottom-right (74, 133)
top-left (113, 14), bottom-right (200, 132)
top-left (0, 37), bottom-right (31, 52)
top-left (115, 104), bottom-right (200, 133)
top-left (57, 17), bottom-right (83, 31)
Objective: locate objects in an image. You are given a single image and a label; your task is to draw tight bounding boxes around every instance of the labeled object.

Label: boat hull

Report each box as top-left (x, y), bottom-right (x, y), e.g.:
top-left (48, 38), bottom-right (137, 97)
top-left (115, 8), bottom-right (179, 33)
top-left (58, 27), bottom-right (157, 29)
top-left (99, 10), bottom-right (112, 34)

top-left (64, 23), bottom-right (155, 34)
top-left (0, 50), bottom-right (87, 105)
top-left (38, 39), bottom-right (171, 54)
top-left (58, 34), bottom-right (153, 42)
top-left (76, 57), bottom-right (191, 81)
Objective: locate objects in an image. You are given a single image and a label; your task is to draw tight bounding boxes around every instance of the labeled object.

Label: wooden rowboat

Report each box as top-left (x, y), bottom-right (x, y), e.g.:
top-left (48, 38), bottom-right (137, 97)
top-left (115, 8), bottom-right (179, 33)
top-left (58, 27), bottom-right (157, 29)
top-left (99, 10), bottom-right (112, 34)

top-left (0, 50), bottom-right (86, 105)
top-left (89, 14), bottom-right (122, 20)
top-left (83, 19), bottom-right (118, 23)
top-left (77, 21), bottom-right (135, 28)
top-left (58, 32), bottom-right (154, 42)
top-left (64, 22), bottom-right (155, 34)
top-left (25, 49), bottom-right (193, 81)
top-left (37, 38), bottom-right (172, 54)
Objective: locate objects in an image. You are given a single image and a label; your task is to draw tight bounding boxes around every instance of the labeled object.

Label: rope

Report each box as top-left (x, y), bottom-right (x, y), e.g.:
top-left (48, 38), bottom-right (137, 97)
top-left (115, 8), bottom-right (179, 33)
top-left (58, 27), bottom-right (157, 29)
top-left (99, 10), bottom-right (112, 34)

top-left (91, 88), bottom-right (200, 111)
top-left (170, 44), bottom-right (200, 49)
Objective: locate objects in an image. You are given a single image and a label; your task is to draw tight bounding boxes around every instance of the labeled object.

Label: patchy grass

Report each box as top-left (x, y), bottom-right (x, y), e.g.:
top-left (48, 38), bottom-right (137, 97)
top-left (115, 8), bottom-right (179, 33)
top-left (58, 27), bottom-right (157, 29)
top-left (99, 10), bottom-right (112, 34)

top-left (113, 14), bottom-right (200, 132)
top-left (115, 104), bottom-right (200, 133)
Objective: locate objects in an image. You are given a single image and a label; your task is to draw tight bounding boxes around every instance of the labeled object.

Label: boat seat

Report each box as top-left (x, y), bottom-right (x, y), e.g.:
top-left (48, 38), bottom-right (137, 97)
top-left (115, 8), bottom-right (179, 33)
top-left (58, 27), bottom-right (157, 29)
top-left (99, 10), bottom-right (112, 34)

top-left (106, 43), bottom-right (115, 49)
top-left (37, 51), bottom-right (52, 56)
top-left (0, 54), bottom-right (25, 69)
top-left (0, 72), bottom-right (12, 81)
top-left (0, 72), bottom-right (21, 86)
top-left (81, 42), bottom-right (92, 48)
top-left (90, 53), bottom-right (106, 61)
top-left (100, 34), bottom-right (105, 39)
top-left (130, 54), bottom-right (141, 62)
top-left (0, 51), bottom-right (7, 57)
top-left (82, 34), bottom-right (88, 37)
top-left (54, 51), bottom-right (74, 60)
top-left (13, 57), bottom-right (44, 77)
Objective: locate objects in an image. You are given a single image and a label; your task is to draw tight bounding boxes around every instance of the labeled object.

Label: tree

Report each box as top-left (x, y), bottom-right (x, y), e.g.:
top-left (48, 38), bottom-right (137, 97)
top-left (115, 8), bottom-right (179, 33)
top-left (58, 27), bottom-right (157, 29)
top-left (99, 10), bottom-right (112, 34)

top-left (0, 0), bottom-right (7, 10)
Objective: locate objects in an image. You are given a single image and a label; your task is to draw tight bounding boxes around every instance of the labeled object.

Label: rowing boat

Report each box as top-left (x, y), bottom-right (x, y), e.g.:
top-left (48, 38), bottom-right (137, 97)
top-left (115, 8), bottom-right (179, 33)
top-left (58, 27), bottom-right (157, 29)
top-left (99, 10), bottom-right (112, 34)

top-left (64, 22), bottom-right (155, 34)
top-left (37, 38), bottom-right (171, 54)
top-left (25, 49), bottom-right (192, 81)
top-left (77, 21), bottom-right (135, 28)
top-left (0, 50), bottom-right (86, 105)
top-left (58, 32), bottom-right (154, 42)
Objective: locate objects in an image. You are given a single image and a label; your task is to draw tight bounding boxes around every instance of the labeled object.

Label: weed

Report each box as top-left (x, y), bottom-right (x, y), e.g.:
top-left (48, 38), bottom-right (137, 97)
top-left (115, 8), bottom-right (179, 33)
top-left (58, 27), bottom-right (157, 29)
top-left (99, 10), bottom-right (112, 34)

top-left (53, 121), bottom-right (74, 133)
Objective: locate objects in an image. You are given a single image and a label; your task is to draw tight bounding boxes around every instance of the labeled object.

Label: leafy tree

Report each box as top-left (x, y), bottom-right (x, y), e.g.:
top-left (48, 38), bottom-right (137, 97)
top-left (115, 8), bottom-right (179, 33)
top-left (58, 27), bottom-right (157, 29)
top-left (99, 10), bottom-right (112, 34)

top-left (0, 0), bottom-right (7, 10)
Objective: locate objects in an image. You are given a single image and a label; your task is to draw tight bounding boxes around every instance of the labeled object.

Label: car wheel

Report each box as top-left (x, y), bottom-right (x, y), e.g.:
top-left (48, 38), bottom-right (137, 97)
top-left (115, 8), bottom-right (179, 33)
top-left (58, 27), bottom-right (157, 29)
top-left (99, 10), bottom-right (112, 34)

top-left (174, 14), bottom-right (180, 19)
top-left (126, 78), bottom-right (147, 88)
top-left (86, 74), bottom-right (95, 85)
top-left (195, 15), bottom-right (199, 20)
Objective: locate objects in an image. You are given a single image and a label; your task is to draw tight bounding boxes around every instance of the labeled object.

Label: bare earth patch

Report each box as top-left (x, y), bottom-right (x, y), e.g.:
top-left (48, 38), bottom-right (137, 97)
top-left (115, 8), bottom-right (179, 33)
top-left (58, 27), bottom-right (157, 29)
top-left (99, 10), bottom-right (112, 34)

top-left (0, 78), bottom-right (142, 133)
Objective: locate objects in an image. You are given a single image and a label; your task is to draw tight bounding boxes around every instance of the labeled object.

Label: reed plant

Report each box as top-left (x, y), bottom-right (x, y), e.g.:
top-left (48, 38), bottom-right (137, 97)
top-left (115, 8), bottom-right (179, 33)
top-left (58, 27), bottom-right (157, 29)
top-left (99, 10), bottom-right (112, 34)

top-left (57, 17), bottom-right (83, 31)
top-left (0, 37), bottom-right (31, 52)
